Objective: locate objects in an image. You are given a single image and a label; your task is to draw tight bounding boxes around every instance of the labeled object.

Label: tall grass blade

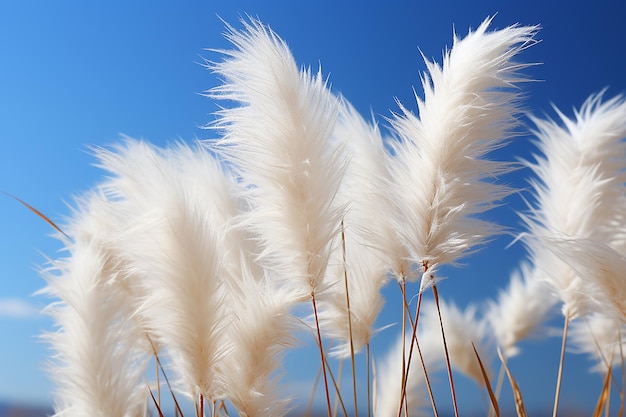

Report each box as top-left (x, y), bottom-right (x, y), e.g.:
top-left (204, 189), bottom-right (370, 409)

top-left (473, 343), bottom-right (499, 417)
top-left (4, 191), bottom-right (70, 240)
top-left (497, 348), bottom-right (527, 417)
top-left (592, 368), bottom-right (613, 417)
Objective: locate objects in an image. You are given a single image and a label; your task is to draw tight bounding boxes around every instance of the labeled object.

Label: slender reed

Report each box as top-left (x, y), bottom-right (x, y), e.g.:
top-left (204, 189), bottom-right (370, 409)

top-left (432, 285), bottom-right (459, 417)
top-left (553, 314), bottom-right (570, 417)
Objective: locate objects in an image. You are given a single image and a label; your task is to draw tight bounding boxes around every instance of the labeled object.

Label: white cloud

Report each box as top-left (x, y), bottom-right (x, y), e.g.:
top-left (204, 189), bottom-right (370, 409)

top-left (0, 297), bottom-right (40, 319)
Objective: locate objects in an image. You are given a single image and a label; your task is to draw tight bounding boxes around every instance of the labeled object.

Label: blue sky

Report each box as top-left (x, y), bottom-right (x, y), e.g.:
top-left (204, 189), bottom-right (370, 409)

top-left (1, 1), bottom-right (625, 415)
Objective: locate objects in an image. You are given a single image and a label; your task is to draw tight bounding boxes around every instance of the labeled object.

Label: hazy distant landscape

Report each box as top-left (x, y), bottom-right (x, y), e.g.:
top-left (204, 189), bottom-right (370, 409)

top-left (0, 401), bottom-right (51, 417)
top-left (0, 402), bottom-right (593, 417)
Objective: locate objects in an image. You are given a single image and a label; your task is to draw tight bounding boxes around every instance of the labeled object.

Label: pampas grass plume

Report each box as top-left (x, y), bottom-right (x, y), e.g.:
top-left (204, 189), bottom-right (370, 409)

top-left (209, 18), bottom-right (345, 301)
top-left (523, 93), bottom-right (626, 319)
top-left (41, 192), bottom-right (147, 417)
top-left (486, 263), bottom-right (556, 358)
top-left (387, 17), bottom-right (537, 289)
top-left (96, 140), bottom-right (234, 402)
top-left (316, 99), bottom-right (393, 357)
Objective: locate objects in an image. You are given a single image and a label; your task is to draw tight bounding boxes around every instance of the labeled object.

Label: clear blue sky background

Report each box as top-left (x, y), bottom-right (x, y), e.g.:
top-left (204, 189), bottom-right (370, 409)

top-left (1, 1), bottom-right (625, 415)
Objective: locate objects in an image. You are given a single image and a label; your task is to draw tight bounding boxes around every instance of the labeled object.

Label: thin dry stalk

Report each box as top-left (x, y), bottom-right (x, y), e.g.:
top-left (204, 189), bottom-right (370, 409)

top-left (397, 279), bottom-right (408, 417)
top-left (325, 357), bottom-right (349, 417)
top-left (397, 282), bottom-right (439, 417)
top-left (617, 337), bottom-right (626, 417)
top-left (488, 363), bottom-right (506, 417)
top-left (315, 340), bottom-right (349, 417)
top-left (553, 314), bottom-right (571, 417)
top-left (148, 386), bottom-right (165, 417)
top-left (340, 220), bottom-right (359, 417)
top-left (497, 348), bottom-right (527, 417)
top-left (473, 343), bottom-right (499, 417)
top-left (151, 341), bottom-right (184, 417)
top-left (156, 360), bottom-right (161, 408)
top-left (432, 284), bottom-right (459, 417)
top-left (591, 368), bottom-right (612, 417)
top-left (367, 343), bottom-right (372, 417)
top-left (333, 358), bottom-right (345, 417)
top-left (306, 364), bottom-right (322, 417)
top-left (311, 292), bottom-right (335, 417)
top-left (4, 191), bottom-right (70, 240)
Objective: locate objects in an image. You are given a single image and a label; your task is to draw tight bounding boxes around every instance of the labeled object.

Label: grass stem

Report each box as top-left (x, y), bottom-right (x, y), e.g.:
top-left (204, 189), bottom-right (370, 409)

top-left (367, 343), bottom-right (372, 417)
top-left (432, 283), bottom-right (459, 417)
top-left (312, 291), bottom-right (334, 417)
top-left (552, 313), bottom-right (570, 417)
top-left (341, 219), bottom-right (359, 417)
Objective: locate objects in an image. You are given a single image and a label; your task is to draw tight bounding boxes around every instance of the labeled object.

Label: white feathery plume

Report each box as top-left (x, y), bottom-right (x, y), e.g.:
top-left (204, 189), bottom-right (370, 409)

top-left (375, 330), bottom-right (442, 417)
top-left (386, 17), bottom-right (537, 289)
top-left (486, 262), bottom-right (556, 358)
top-left (167, 141), bottom-right (259, 282)
top-left (169, 142), bottom-right (295, 417)
top-left (223, 264), bottom-right (295, 417)
top-left (545, 237), bottom-right (626, 324)
top-left (570, 312), bottom-right (626, 373)
top-left (523, 93), bottom-right (626, 319)
top-left (95, 139), bottom-right (235, 402)
top-left (420, 300), bottom-right (492, 385)
top-left (317, 99), bottom-right (393, 357)
top-left (208, 18), bottom-right (345, 301)
top-left (41, 192), bottom-right (148, 417)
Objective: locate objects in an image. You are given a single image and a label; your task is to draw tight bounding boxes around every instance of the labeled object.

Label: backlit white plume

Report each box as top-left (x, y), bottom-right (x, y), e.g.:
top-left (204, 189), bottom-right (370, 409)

top-left (570, 312), bottom-right (626, 373)
top-left (420, 300), bottom-right (492, 385)
top-left (209, 18), bottom-right (345, 301)
top-left (41, 192), bottom-right (147, 417)
top-left (546, 237), bottom-right (626, 324)
top-left (387, 17), bottom-right (536, 289)
top-left (317, 99), bottom-right (393, 357)
top-left (95, 140), bottom-right (236, 402)
top-left (523, 93), bottom-right (626, 319)
top-left (223, 266), bottom-right (295, 417)
top-left (486, 263), bottom-right (556, 358)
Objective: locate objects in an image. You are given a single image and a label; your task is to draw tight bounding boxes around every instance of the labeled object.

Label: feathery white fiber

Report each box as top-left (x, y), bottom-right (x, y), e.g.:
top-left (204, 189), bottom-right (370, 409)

top-left (95, 140), bottom-right (235, 402)
top-left (317, 99), bottom-right (393, 357)
top-left (223, 266), bottom-right (295, 417)
top-left (209, 18), bottom-right (345, 300)
top-left (545, 237), bottom-right (626, 324)
top-left (523, 93), bottom-right (626, 319)
top-left (570, 312), bottom-right (626, 373)
top-left (486, 263), bottom-right (556, 358)
top-left (387, 17), bottom-right (536, 289)
top-left (375, 330), bottom-right (442, 417)
top-left (41, 192), bottom-right (147, 417)
top-left (419, 300), bottom-right (492, 385)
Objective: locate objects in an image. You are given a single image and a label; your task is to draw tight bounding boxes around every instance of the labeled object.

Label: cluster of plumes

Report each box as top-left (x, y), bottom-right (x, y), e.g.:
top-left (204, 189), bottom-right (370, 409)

top-left (42, 140), bottom-right (296, 417)
top-left (39, 14), bottom-right (626, 417)
top-left (520, 93), bottom-right (626, 373)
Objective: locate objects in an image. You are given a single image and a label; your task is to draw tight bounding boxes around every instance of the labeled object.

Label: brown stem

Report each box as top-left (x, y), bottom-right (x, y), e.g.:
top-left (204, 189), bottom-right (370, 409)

top-left (432, 284), bottom-right (459, 417)
top-left (397, 278), bottom-right (408, 417)
top-left (403, 290), bottom-right (439, 417)
top-left (312, 291), bottom-right (334, 417)
top-left (552, 313), bottom-right (570, 417)
top-left (341, 220), bottom-right (359, 417)
top-left (367, 343), bottom-right (372, 417)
